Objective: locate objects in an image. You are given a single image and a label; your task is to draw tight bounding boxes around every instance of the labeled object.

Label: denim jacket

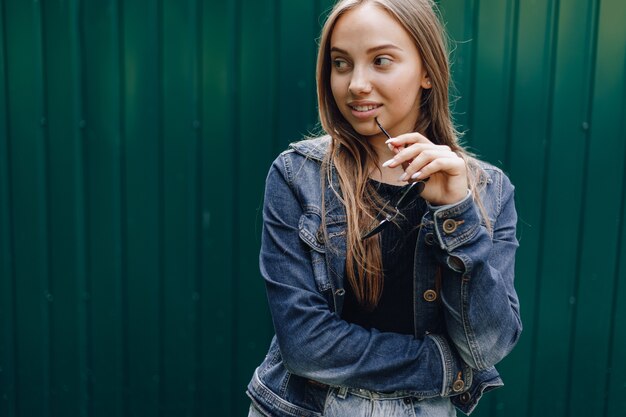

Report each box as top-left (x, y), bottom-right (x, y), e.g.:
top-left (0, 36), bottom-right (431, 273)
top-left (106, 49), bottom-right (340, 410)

top-left (247, 136), bottom-right (522, 416)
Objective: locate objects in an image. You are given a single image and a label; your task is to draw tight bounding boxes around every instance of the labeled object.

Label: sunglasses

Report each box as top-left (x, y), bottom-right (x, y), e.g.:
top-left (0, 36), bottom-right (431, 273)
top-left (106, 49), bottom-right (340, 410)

top-left (360, 119), bottom-right (427, 240)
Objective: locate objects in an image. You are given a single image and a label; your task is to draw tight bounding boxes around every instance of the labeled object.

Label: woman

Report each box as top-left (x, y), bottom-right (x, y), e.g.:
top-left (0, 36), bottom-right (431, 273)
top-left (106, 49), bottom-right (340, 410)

top-left (247, 0), bottom-right (521, 415)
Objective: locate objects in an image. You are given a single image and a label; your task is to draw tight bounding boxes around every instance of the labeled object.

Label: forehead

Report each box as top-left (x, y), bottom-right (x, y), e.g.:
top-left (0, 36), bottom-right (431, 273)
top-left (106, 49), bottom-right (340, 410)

top-left (330, 3), bottom-right (414, 52)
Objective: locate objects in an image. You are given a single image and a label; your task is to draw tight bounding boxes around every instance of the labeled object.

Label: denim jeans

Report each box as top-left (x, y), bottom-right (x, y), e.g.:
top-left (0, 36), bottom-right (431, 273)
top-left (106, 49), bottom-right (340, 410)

top-left (248, 402), bottom-right (265, 417)
top-left (249, 387), bottom-right (456, 417)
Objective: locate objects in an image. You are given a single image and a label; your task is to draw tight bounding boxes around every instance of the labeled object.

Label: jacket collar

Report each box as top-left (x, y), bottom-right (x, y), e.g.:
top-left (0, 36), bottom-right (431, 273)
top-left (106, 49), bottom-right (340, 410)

top-left (288, 135), bottom-right (331, 162)
top-left (289, 135), bottom-right (346, 220)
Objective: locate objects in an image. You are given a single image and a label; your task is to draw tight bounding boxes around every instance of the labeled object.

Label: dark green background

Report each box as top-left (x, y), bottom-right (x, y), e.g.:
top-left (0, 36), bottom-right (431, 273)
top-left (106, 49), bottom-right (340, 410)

top-left (1, 0), bottom-right (625, 416)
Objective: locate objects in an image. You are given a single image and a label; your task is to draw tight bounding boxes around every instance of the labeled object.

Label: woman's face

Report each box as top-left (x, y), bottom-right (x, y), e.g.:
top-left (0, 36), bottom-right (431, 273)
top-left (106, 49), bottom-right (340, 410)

top-left (329, 3), bottom-right (430, 142)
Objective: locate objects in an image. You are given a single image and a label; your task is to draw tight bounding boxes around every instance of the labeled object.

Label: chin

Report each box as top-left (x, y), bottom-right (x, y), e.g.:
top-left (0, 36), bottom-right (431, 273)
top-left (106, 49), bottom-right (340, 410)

top-left (346, 119), bottom-right (378, 137)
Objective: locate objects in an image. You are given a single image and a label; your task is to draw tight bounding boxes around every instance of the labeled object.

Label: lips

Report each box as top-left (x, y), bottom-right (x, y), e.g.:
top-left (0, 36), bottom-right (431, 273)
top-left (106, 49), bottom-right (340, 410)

top-left (350, 104), bottom-right (380, 112)
top-left (348, 102), bottom-right (382, 112)
top-left (347, 102), bottom-right (382, 120)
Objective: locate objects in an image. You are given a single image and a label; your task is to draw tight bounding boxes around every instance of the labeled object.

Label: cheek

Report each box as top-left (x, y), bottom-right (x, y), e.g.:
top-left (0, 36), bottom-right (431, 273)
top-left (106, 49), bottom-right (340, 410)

top-left (393, 76), bottom-right (422, 106)
top-left (392, 85), bottom-right (420, 108)
top-left (330, 75), bottom-right (345, 102)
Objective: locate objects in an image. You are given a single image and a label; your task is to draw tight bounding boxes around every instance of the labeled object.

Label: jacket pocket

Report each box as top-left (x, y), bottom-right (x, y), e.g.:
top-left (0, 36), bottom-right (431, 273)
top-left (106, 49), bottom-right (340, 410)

top-left (299, 212), bottom-right (331, 292)
top-left (299, 211), bottom-right (326, 253)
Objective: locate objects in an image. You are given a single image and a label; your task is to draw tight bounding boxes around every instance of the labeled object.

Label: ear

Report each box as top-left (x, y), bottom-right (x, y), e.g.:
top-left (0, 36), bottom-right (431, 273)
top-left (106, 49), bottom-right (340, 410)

top-left (421, 73), bottom-right (432, 89)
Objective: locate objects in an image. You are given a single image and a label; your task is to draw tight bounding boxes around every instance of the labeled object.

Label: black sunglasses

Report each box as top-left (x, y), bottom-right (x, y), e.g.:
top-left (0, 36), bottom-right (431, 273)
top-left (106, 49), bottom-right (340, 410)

top-left (360, 119), bottom-right (427, 240)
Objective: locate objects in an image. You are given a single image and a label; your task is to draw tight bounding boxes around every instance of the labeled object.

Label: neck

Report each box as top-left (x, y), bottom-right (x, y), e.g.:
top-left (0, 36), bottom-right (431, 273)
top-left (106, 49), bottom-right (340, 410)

top-left (367, 133), bottom-right (395, 163)
top-left (366, 135), bottom-right (405, 186)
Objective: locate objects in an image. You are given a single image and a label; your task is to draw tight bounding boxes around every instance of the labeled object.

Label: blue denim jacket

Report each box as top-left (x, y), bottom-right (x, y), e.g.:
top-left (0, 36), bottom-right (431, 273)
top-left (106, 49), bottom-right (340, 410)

top-left (247, 136), bottom-right (521, 416)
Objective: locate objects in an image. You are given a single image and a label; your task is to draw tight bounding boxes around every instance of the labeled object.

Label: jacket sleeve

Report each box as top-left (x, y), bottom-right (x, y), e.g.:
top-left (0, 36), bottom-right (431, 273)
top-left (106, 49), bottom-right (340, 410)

top-left (428, 169), bottom-right (522, 370)
top-left (260, 155), bottom-right (470, 396)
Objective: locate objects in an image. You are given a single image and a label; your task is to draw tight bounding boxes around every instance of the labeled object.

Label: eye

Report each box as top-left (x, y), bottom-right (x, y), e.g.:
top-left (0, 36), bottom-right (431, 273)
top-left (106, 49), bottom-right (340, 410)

top-left (374, 56), bottom-right (392, 67)
top-left (332, 58), bottom-right (350, 70)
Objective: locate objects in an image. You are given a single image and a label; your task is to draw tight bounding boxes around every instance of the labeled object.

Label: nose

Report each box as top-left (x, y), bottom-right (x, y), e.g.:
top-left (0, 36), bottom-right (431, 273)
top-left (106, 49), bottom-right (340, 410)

top-left (348, 67), bottom-right (372, 95)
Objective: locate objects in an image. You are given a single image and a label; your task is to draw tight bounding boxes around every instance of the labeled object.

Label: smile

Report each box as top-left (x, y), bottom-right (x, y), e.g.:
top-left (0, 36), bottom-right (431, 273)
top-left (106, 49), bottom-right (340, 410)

top-left (349, 103), bottom-right (382, 112)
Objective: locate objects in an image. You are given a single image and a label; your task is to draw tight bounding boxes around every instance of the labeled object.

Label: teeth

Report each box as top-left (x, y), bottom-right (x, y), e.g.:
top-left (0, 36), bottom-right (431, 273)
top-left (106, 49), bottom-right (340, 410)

top-left (352, 104), bottom-right (379, 111)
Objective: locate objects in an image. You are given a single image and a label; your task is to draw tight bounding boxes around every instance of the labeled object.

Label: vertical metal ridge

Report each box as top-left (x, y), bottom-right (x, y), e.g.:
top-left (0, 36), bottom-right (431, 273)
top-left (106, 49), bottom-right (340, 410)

top-left (503, 0), bottom-right (520, 170)
top-left (313, 0), bottom-right (324, 138)
top-left (116, 0), bottom-right (129, 414)
top-left (445, 0), bottom-right (462, 137)
top-left (75, 1), bottom-right (94, 414)
top-left (563, 0), bottom-right (601, 414)
top-left (271, 0), bottom-right (280, 154)
top-left (157, 0), bottom-right (164, 415)
top-left (193, 0), bottom-right (203, 413)
top-left (230, 0), bottom-right (242, 411)
top-left (603, 33), bottom-right (626, 416)
top-left (0, 0), bottom-right (17, 414)
top-left (70, 0), bottom-right (89, 415)
top-left (194, 0), bottom-right (202, 409)
top-left (526, 0), bottom-right (560, 412)
top-left (102, 0), bottom-right (125, 412)
top-left (465, 0), bottom-right (479, 146)
top-left (33, 0), bottom-right (52, 415)
top-left (314, 0), bottom-right (321, 28)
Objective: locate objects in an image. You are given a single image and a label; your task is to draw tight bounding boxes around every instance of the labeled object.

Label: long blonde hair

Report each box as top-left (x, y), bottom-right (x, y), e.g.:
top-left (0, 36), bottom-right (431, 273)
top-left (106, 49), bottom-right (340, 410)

top-left (317, 0), bottom-right (487, 309)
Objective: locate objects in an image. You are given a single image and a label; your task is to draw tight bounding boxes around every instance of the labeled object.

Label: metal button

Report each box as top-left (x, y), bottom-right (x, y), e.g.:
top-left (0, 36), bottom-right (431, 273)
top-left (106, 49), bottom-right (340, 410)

top-left (423, 289), bottom-right (437, 302)
top-left (459, 392), bottom-right (471, 404)
top-left (452, 379), bottom-right (465, 392)
top-left (403, 397), bottom-right (412, 405)
top-left (442, 219), bottom-right (458, 234)
top-left (424, 232), bottom-right (435, 245)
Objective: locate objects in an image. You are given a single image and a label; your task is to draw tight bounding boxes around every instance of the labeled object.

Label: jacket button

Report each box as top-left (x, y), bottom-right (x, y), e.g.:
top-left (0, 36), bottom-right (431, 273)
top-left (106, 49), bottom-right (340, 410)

top-left (459, 392), bottom-right (471, 404)
top-left (452, 379), bottom-right (465, 392)
top-left (403, 397), bottom-right (412, 405)
top-left (442, 219), bottom-right (458, 234)
top-left (423, 290), bottom-right (437, 302)
top-left (424, 232), bottom-right (435, 245)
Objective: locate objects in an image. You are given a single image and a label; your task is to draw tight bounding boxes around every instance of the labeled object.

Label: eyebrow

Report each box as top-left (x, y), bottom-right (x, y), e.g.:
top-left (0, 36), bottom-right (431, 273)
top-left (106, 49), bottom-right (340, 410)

top-left (330, 44), bottom-right (403, 54)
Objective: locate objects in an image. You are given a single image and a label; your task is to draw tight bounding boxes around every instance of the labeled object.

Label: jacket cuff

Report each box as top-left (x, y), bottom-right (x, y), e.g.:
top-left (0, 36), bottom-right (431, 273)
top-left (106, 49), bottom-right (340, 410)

top-left (428, 191), bottom-right (480, 253)
top-left (450, 367), bottom-right (504, 414)
top-left (428, 334), bottom-right (473, 397)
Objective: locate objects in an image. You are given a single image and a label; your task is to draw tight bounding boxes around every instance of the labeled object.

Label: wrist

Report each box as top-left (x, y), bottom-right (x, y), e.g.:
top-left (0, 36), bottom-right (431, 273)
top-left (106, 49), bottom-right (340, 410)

top-left (429, 189), bottom-right (471, 208)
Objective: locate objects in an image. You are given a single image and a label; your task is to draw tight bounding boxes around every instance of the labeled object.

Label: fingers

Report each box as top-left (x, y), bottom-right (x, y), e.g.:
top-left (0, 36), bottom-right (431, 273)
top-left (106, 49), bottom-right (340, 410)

top-left (405, 151), bottom-right (465, 181)
top-left (385, 131), bottom-right (432, 147)
top-left (382, 142), bottom-right (452, 169)
top-left (381, 141), bottom-right (462, 181)
top-left (399, 148), bottom-right (463, 182)
top-left (386, 144), bottom-right (411, 171)
top-left (382, 133), bottom-right (432, 167)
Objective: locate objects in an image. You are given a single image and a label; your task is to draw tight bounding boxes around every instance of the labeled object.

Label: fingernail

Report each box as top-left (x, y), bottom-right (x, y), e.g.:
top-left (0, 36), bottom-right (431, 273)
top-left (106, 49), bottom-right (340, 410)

top-left (411, 171), bottom-right (422, 180)
top-left (382, 159), bottom-right (394, 167)
top-left (385, 139), bottom-right (393, 144)
top-left (399, 172), bottom-right (408, 181)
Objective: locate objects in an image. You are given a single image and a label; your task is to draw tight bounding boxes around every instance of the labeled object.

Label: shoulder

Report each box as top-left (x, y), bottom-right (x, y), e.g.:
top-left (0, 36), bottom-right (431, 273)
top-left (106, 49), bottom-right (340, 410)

top-left (470, 159), bottom-right (515, 220)
top-left (271, 135), bottom-right (330, 180)
top-left (266, 135), bottom-right (330, 194)
top-left (472, 159), bottom-right (514, 191)
top-left (282, 135), bottom-right (331, 162)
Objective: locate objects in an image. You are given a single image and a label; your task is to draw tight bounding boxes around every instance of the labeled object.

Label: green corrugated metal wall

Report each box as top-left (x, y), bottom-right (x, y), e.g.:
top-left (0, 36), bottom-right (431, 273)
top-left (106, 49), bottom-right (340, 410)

top-left (0, 0), bottom-right (625, 416)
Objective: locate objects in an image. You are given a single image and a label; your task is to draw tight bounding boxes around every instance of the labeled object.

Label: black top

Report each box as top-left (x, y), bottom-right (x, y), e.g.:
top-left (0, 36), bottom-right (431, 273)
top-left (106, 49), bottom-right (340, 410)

top-left (342, 180), bottom-right (425, 336)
